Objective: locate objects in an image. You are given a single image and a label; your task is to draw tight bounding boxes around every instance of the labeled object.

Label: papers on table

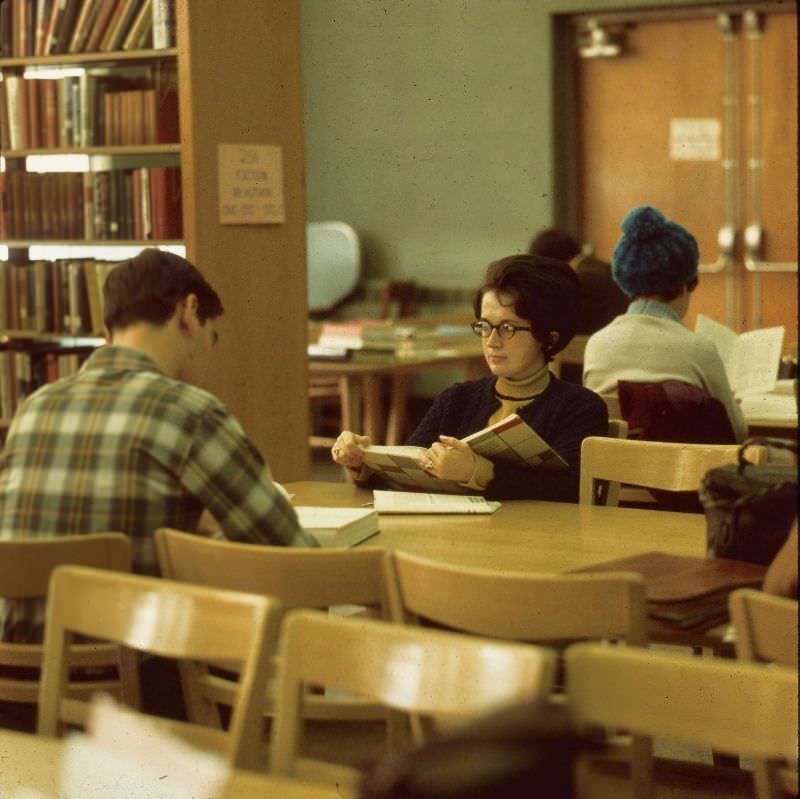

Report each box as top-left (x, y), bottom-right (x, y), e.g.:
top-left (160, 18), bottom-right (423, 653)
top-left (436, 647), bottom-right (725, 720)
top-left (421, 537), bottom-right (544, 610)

top-left (373, 490), bottom-right (501, 514)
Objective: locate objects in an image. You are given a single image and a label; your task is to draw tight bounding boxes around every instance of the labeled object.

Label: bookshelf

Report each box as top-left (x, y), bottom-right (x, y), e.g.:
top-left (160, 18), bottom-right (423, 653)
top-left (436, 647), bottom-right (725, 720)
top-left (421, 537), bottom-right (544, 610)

top-left (0, 1), bottom-right (181, 429)
top-left (1, 1), bottom-right (311, 478)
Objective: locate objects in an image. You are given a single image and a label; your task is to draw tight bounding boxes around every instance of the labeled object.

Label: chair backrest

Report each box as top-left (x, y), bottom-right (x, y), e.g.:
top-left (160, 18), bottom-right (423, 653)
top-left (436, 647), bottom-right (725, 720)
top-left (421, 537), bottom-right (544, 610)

top-left (606, 418), bottom-right (628, 439)
top-left (379, 279), bottom-right (419, 319)
top-left (729, 589), bottom-right (798, 666)
top-left (38, 565), bottom-right (279, 770)
top-left (306, 221), bottom-right (360, 314)
top-left (550, 334), bottom-right (590, 379)
top-left (155, 527), bottom-right (385, 611)
top-left (618, 380), bottom-right (737, 444)
top-left (579, 437), bottom-right (766, 506)
top-left (566, 642), bottom-right (799, 799)
top-left (270, 609), bottom-right (556, 782)
top-left (0, 534), bottom-right (131, 705)
top-left (729, 589), bottom-right (799, 799)
top-left (154, 527), bottom-right (387, 722)
top-left (600, 393), bottom-right (623, 422)
top-left (385, 551), bottom-right (647, 645)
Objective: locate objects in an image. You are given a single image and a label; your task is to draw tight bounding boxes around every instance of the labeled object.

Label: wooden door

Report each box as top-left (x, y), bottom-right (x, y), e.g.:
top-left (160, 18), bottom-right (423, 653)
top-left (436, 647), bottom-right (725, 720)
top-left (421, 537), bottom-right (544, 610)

top-left (574, 7), bottom-right (797, 348)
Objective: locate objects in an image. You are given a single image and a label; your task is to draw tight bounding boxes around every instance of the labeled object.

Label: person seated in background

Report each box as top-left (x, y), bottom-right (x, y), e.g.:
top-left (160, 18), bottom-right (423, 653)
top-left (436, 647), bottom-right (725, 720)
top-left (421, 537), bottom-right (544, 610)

top-left (332, 254), bottom-right (608, 502)
top-left (528, 227), bottom-right (628, 335)
top-left (0, 248), bottom-right (316, 644)
top-left (583, 205), bottom-right (747, 443)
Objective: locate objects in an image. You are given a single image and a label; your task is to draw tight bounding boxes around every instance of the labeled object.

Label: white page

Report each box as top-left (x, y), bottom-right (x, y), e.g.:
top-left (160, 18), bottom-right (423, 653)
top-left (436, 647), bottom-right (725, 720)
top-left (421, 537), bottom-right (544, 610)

top-left (695, 314), bottom-right (737, 372)
top-left (730, 326), bottom-right (784, 395)
top-left (373, 490), bottom-right (500, 514)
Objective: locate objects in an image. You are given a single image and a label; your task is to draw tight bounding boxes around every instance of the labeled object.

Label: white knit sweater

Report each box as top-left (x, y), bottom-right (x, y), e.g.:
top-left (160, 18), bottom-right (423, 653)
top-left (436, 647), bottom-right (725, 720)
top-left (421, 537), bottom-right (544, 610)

top-left (583, 314), bottom-right (748, 442)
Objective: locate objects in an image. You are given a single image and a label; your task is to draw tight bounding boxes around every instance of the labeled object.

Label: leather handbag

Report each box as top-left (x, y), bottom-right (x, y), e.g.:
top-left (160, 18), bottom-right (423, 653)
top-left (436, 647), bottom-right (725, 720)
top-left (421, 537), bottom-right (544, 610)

top-left (699, 437), bottom-right (798, 565)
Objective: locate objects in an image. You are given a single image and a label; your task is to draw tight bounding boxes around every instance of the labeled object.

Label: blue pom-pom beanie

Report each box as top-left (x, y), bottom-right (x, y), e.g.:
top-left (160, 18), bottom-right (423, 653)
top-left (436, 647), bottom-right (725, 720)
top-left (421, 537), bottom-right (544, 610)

top-left (611, 206), bottom-right (699, 297)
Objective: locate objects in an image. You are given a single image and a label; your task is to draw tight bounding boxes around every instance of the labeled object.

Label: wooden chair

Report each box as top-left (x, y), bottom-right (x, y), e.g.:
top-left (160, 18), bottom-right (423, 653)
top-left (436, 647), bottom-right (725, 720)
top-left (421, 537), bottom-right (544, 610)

top-left (378, 279), bottom-right (419, 319)
top-left (550, 334), bottom-right (589, 380)
top-left (37, 565), bottom-right (280, 770)
top-left (269, 609), bottom-right (556, 787)
top-left (729, 589), bottom-right (799, 798)
top-left (566, 642), bottom-right (799, 799)
top-left (0, 534), bottom-right (131, 709)
top-left (579, 437), bottom-right (766, 507)
top-left (385, 551), bottom-right (647, 646)
top-left (154, 527), bottom-right (387, 722)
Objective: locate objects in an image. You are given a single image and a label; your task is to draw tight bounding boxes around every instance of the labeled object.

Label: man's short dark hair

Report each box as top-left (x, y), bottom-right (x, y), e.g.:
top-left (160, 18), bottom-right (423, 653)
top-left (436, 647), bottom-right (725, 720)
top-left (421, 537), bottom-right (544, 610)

top-left (528, 228), bottom-right (581, 262)
top-left (103, 249), bottom-right (224, 332)
top-left (473, 254), bottom-right (581, 362)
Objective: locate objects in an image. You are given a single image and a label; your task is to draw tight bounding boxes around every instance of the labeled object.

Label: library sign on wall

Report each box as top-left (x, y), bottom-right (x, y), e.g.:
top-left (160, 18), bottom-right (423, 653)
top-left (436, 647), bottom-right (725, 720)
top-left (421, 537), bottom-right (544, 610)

top-left (218, 144), bottom-right (285, 224)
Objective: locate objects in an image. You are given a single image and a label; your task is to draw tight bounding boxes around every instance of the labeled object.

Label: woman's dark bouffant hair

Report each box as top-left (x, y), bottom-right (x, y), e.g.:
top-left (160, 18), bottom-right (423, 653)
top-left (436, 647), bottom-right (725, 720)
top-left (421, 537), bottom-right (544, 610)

top-left (472, 254), bottom-right (580, 362)
top-left (103, 248), bottom-right (224, 332)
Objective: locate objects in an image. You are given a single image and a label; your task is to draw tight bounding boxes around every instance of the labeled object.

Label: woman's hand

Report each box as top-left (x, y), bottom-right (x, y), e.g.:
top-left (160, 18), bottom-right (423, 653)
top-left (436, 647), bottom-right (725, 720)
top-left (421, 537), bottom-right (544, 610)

top-left (331, 431), bottom-right (370, 470)
top-left (418, 435), bottom-right (475, 483)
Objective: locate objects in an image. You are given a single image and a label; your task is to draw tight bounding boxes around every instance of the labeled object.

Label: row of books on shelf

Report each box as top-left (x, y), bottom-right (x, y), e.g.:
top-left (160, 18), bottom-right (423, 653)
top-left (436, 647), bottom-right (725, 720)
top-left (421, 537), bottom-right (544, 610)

top-left (1, 166), bottom-right (182, 240)
top-left (311, 319), bottom-right (478, 361)
top-left (0, 258), bottom-right (117, 336)
top-left (1, 0), bottom-right (174, 58)
top-left (0, 349), bottom-right (87, 422)
top-left (1, 71), bottom-right (179, 150)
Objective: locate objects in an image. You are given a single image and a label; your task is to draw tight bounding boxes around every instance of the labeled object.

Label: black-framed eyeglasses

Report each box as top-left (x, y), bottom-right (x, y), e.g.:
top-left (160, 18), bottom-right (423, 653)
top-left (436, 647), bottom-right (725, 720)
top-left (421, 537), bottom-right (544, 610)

top-left (471, 319), bottom-right (532, 340)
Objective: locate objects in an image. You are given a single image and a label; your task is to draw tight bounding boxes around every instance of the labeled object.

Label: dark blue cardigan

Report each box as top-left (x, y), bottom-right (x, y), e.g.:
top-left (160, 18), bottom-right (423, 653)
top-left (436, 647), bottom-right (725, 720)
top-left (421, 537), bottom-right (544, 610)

top-left (404, 375), bottom-right (608, 502)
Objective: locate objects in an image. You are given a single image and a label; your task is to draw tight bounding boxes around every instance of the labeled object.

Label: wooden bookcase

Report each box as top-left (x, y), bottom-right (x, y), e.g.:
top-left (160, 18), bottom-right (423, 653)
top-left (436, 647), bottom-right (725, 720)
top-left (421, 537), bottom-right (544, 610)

top-left (1, 0), bottom-right (310, 478)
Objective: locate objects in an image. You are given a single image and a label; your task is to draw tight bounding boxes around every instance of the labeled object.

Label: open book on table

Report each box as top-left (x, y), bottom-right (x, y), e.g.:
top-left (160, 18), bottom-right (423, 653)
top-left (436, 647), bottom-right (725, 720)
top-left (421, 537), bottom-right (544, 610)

top-left (695, 314), bottom-right (784, 396)
top-left (373, 490), bottom-right (501, 514)
top-left (295, 506), bottom-right (379, 548)
top-left (361, 413), bottom-right (566, 494)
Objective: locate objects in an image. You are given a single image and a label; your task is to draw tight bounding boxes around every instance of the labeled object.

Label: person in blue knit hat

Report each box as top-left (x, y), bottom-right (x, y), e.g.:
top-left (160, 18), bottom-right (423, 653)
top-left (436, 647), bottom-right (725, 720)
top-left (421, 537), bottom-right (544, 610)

top-left (583, 205), bottom-right (746, 443)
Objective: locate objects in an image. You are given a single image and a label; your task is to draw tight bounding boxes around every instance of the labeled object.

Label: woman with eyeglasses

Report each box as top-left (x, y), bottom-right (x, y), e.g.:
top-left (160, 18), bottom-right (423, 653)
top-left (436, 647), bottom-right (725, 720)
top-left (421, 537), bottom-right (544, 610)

top-left (583, 205), bottom-right (747, 442)
top-left (330, 253), bottom-right (608, 502)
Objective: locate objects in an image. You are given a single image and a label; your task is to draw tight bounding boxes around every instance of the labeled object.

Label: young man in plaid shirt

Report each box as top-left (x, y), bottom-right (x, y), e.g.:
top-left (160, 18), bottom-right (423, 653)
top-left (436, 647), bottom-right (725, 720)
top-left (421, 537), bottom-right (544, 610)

top-left (0, 248), bottom-right (316, 644)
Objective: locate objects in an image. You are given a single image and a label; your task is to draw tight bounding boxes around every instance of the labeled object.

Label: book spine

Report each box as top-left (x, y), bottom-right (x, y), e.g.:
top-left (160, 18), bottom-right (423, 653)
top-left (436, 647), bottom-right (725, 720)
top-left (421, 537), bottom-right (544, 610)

top-left (42, 0), bottom-right (66, 55)
top-left (24, 77), bottom-right (41, 150)
top-left (85, 0), bottom-right (116, 53)
top-left (122, 0), bottom-right (151, 50)
top-left (4, 75), bottom-right (24, 151)
top-left (67, 0), bottom-right (96, 53)
top-left (82, 171), bottom-right (95, 239)
top-left (42, 78), bottom-right (59, 148)
top-left (34, 0), bottom-right (53, 56)
top-left (151, 0), bottom-right (170, 49)
top-left (139, 166), bottom-right (151, 239)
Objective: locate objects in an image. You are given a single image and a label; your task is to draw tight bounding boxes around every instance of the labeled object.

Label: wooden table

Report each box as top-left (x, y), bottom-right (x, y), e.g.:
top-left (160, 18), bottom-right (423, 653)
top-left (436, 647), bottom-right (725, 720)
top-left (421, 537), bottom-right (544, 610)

top-left (287, 481), bottom-right (730, 650)
top-left (309, 343), bottom-right (487, 445)
top-left (288, 481), bottom-right (707, 572)
top-left (0, 727), bottom-right (349, 799)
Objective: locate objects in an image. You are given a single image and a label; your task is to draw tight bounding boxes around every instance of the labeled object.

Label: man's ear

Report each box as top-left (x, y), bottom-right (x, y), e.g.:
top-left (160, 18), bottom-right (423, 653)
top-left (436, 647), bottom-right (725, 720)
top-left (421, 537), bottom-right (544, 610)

top-left (176, 294), bottom-right (200, 333)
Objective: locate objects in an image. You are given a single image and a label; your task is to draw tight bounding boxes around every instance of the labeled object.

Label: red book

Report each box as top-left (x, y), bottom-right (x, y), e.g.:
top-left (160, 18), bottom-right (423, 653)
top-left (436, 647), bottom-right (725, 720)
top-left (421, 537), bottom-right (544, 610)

top-left (85, 0), bottom-right (117, 53)
top-left (132, 167), bottom-right (143, 240)
top-left (25, 79), bottom-right (41, 150)
top-left (42, 79), bottom-right (59, 148)
top-left (149, 166), bottom-right (164, 239)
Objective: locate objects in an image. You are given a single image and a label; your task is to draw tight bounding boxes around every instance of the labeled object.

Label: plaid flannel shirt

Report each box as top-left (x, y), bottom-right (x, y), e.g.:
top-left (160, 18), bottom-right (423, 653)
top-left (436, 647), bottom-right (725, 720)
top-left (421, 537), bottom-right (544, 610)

top-left (0, 345), bottom-right (316, 642)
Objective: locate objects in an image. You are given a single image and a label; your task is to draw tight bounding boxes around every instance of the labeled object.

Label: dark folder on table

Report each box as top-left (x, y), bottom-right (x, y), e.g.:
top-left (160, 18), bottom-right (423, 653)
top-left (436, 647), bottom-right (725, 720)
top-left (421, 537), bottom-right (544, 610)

top-left (572, 551), bottom-right (766, 630)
